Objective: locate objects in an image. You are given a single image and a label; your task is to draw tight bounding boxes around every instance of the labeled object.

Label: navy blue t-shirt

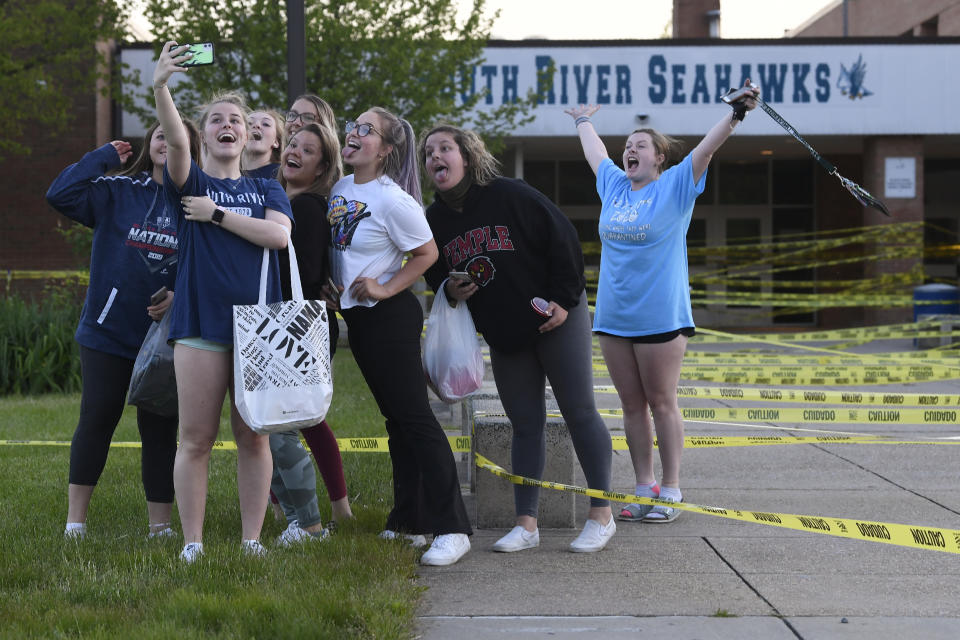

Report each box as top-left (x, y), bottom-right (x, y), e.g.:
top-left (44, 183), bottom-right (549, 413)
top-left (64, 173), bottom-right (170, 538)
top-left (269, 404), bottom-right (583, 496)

top-left (245, 162), bottom-right (280, 181)
top-left (164, 161), bottom-right (293, 345)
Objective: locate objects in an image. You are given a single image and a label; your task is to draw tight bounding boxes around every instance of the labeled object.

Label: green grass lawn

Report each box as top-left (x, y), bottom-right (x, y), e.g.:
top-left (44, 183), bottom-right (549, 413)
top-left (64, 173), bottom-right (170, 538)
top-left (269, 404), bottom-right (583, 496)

top-left (0, 350), bottom-right (425, 639)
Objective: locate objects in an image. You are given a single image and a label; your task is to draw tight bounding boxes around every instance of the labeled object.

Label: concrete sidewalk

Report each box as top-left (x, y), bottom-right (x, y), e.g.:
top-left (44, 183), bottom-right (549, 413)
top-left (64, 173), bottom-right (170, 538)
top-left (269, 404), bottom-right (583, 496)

top-left (415, 338), bottom-right (960, 639)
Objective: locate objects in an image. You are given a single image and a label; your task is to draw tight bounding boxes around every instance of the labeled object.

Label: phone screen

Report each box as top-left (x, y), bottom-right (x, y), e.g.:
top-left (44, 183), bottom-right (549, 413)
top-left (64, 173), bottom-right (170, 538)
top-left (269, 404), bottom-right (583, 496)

top-left (182, 42), bottom-right (215, 67)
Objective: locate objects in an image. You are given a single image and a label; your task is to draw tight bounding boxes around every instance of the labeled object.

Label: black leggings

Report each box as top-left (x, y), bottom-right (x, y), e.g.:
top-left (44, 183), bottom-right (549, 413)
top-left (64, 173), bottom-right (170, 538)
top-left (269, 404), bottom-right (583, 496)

top-left (69, 346), bottom-right (178, 503)
top-left (341, 290), bottom-right (472, 536)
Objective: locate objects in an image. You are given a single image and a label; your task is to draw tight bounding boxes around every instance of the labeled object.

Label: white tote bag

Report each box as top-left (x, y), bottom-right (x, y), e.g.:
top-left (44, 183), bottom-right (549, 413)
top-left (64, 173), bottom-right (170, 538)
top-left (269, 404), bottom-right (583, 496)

top-left (233, 237), bottom-right (332, 434)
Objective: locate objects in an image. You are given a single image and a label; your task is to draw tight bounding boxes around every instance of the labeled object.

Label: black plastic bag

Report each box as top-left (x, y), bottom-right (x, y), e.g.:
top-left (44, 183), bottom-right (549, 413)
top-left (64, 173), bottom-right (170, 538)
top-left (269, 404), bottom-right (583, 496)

top-left (127, 312), bottom-right (178, 417)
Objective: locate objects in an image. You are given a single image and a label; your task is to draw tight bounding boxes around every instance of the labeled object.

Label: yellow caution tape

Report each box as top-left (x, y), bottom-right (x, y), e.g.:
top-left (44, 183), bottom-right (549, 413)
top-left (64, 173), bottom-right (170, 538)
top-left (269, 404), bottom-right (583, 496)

top-left (627, 348), bottom-right (960, 371)
top-left (590, 364), bottom-right (960, 385)
top-left (675, 407), bottom-right (959, 425)
top-left (12, 433), bottom-right (959, 454)
top-left (333, 435), bottom-right (471, 453)
top-left (689, 272), bottom-right (918, 289)
top-left (690, 322), bottom-right (955, 343)
top-left (477, 406), bottom-right (960, 424)
top-left (473, 453), bottom-right (960, 555)
top-left (0, 436), bottom-right (473, 453)
top-left (670, 385), bottom-right (960, 407)
top-left (5, 270), bottom-right (89, 282)
top-left (608, 435), bottom-right (959, 449)
top-left (599, 352), bottom-right (960, 367)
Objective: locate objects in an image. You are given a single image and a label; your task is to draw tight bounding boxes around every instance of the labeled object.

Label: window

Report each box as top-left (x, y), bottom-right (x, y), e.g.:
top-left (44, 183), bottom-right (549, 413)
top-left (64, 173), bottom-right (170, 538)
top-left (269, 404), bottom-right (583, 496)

top-left (773, 208), bottom-right (814, 324)
top-left (726, 218), bottom-right (762, 308)
top-left (557, 161), bottom-right (599, 205)
top-left (522, 161), bottom-right (556, 203)
top-left (772, 158), bottom-right (813, 205)
top-left (718, 161), bottom-right (768, 204)
top-left (699, 161), bottom-right (716, 204)
top-left (687, 218), bottom-right (706, 266)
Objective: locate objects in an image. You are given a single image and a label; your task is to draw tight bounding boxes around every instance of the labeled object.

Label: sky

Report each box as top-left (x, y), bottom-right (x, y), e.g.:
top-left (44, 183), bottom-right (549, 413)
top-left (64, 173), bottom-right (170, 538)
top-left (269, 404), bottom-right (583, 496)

top-left (128, 1), bottom-right (839, 41)
top-left (458, 0), bottom-right (838, 40)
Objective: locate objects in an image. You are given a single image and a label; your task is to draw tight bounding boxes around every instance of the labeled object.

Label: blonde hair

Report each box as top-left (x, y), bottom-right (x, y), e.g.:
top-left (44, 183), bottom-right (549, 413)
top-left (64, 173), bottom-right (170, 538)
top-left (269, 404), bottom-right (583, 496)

top-left (629, 128), bottom-right (682, 173)
top-left (249, 108), bottom-right (286, 164)
top-left (278, 123), bottom-right (344, 196)
top-left (369, 106), bottom-right (421, 204)
top-left (419, 123), bottom-right (501, 186)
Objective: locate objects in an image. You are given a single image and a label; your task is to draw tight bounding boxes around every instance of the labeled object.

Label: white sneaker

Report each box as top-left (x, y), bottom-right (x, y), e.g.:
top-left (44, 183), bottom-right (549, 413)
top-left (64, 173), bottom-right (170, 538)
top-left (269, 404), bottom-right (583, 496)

top-left (379, 529), bottom-right (427, 548)
top-left (64, 522), bottom-right (86, 540)
top-left (276, 520), bottom-right (307, 546)
top-left (241, 539), bottom-right (267, 557)
top-left (420, 533), bottom-right (471, 566)
top-left (277, 520), bottom-right (329, 546)
top-left (492, 526), bottom-right (540, 552)
top-left (179, 542), bottom-right (203, 563)
top-left (569, 517), bottom-right (616, 553)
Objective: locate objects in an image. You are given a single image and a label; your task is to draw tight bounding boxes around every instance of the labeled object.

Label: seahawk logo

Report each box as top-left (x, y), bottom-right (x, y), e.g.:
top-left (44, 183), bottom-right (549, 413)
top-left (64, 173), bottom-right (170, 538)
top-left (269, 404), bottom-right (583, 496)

top-left (327, 195), bottom-right (371, 250)
top-left (837, 54), bottom-right (873, 99)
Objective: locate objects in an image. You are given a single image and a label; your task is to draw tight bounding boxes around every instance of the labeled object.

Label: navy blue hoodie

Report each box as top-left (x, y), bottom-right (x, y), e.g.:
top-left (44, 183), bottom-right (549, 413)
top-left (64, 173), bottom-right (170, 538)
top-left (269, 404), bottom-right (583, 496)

top-left (46, 143), bottom-right (178, 360)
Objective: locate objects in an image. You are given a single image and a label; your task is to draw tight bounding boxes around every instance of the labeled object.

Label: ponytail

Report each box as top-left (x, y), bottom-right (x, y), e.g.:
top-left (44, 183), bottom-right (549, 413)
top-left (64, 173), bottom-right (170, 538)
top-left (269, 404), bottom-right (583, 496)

top-left (394, 119), bottom-right (422, 204)
top-left (371, 107), bottom-right (423, 205)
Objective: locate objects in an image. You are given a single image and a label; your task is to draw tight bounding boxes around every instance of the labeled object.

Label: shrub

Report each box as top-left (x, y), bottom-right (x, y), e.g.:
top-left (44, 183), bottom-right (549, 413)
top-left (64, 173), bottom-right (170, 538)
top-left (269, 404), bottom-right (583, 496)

top-left (0, 287), bottom-right (82, 395)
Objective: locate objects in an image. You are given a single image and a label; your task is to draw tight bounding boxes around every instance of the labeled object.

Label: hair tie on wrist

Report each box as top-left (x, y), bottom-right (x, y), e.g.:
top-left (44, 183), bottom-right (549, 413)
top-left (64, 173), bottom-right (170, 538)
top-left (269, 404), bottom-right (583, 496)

top-left (575, 116), bottom-right (590, 127)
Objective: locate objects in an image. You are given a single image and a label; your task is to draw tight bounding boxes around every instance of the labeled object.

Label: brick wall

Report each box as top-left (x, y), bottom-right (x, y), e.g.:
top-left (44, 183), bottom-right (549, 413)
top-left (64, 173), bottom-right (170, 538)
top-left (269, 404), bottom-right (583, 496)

top-left (1, 79), bottom-right (102, 297)
top-left (792, 0), bottom-right (960, 37)
top-left (672, 0), bottom-right (720, 39)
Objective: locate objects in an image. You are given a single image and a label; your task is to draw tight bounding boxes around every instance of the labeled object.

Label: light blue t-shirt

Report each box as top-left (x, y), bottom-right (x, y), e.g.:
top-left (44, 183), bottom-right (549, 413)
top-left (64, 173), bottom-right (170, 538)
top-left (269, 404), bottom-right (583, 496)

top-left (593, 154), bottom-right (705, 336)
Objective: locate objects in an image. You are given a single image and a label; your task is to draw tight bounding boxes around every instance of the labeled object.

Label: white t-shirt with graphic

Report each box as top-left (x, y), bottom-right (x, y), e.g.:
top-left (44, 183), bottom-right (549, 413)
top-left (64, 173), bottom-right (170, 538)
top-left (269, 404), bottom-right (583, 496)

top-left (328, 174), bottom-right (431, 309)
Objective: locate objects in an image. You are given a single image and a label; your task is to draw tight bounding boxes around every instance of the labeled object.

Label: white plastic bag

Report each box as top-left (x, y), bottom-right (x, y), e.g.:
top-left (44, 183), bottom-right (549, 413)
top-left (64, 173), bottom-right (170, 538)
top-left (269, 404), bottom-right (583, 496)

top-left (127, 311), bottom-right (177, 417)
top-left (233, 237), bottom-right (332, 434)
top-left (423, 284), bottom-right (484, 403)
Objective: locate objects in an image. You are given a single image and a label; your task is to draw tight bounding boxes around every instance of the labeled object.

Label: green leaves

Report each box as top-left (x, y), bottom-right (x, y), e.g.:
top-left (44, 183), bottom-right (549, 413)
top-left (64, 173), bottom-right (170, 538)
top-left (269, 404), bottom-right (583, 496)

top-left (0, 290), bottom-right (82, 395)
top-left (128, 0), bottom-right (535, 148)
top-left (0, 0), bottom-right (127, 159)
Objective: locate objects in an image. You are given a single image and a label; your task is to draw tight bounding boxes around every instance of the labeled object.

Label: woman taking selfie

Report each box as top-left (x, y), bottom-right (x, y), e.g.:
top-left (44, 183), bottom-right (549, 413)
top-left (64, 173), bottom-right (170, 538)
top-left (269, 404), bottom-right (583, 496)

top-left (153, 42), bottom-right (293, 562)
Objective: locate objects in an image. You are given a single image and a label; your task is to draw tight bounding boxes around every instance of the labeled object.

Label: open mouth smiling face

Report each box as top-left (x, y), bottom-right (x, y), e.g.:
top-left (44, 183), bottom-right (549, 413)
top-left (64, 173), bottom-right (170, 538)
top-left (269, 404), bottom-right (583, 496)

top-left (204, 104), bottom-right (246, 155)
top-left (622, 131), bottom-right (662, 182)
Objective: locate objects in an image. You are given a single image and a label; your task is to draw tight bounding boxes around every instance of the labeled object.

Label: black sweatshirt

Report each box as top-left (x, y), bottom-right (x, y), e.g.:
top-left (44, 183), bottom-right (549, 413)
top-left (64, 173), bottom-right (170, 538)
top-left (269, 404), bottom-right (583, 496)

top-left (279, 191), bottom-right (339, 350)
top-left (424, 178), bottom-right (585, 353)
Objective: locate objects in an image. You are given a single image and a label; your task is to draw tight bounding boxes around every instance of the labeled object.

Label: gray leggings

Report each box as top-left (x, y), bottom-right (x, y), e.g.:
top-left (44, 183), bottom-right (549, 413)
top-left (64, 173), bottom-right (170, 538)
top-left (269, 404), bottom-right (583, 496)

top-left (269, 431), bottom-right (323, 528)
top-left (488, 291), bottom-right (612, 517)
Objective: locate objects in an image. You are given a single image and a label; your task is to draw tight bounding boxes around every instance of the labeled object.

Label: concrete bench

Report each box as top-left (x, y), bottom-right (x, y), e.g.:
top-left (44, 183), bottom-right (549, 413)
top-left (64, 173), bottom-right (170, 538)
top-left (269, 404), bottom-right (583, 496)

top-left (466, 393), bottom-right (575, 528)
top-left (916, 314), bottom-right (960, 349)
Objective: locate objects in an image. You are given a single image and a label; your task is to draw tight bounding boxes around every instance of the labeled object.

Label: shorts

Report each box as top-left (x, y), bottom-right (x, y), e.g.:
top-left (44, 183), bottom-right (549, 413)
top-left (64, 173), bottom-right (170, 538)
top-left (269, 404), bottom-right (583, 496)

top-left (595, 327), bottom-right (695, 344)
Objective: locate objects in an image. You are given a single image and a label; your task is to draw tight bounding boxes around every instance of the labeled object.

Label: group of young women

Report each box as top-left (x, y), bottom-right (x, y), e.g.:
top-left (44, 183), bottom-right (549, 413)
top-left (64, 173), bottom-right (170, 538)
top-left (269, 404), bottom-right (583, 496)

top-left (47, 40), bottom-right (758, 566)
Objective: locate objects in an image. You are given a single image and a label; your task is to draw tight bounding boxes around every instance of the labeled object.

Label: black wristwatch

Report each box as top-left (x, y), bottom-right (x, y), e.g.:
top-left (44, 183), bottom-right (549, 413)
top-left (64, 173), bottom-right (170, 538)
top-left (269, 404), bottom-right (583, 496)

top-left (211, 208), bottom-right (226, 225)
